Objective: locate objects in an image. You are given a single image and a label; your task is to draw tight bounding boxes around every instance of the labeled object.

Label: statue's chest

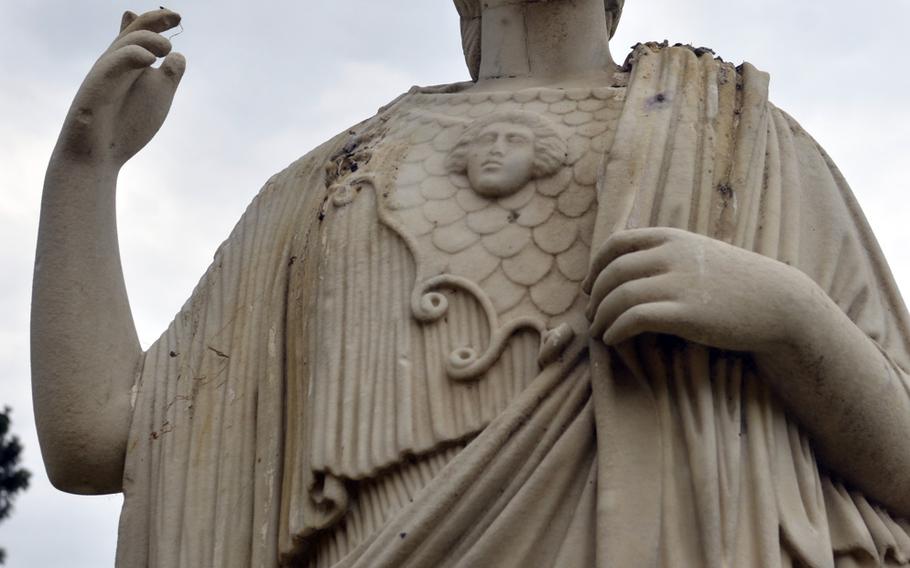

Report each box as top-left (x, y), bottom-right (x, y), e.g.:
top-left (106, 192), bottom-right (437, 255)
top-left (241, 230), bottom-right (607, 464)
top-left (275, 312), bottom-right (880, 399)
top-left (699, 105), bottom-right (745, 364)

top-left (340, 87), bottom-right (625, 327)
top-left (304, 87), bottom-right (624, 480)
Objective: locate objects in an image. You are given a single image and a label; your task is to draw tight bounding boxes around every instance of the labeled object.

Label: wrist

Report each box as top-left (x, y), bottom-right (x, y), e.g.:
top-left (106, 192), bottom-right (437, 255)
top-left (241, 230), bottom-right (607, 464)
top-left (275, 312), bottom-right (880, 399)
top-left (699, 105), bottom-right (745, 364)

top-left (787, 270), bottom-right (841, 347)
top-left (47, 147), bottom-right (120, 182)
top-left (754, 267), bottom-right (841, 372)
top-left (53, 112), bottom-right (126, 173)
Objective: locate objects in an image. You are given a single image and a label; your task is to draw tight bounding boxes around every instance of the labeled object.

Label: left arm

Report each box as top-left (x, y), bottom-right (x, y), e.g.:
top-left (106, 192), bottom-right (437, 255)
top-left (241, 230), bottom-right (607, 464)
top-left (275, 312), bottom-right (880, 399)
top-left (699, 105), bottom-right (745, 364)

top-left (585, 227), bottom-right (910, 517)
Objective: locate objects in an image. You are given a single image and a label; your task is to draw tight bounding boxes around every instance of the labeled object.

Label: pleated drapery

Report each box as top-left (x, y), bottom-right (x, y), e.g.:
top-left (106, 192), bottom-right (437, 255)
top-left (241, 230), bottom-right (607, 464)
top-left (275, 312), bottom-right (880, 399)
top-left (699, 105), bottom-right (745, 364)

top-left (116, 44), bottom-right (910, 567)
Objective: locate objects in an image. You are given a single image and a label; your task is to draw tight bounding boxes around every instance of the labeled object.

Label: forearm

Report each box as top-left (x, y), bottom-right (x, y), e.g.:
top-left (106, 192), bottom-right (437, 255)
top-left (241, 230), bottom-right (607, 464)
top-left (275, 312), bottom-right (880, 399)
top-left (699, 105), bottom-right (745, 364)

top-left (31, 155), bottom-right (140, 494)
top-left (585, 227), bottom-right (910, 514)
top-left (755, 276), bottom-right (910, 517)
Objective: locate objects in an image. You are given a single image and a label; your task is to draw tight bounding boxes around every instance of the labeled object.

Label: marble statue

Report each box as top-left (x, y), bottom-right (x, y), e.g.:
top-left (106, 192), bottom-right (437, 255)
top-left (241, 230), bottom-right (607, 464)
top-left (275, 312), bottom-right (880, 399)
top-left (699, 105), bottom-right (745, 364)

top-left (445, 111), bottom-right (567, 198)
top-left (31, 1), bottom-right (910, 566)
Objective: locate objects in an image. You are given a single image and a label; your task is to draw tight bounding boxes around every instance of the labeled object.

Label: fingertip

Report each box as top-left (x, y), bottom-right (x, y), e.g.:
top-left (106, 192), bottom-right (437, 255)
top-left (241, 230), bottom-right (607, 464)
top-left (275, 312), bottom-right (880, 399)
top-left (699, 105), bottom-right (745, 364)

top-left (160, 9), bottom-right (182, 28)
top-left (590, 315), bottom-right (607, 342)
top-left (581, 273), bottom-right (594, 294)
top-left (120, 10), bottom-right (138, 32)
top-left (138, 48), bottom-right (157, 67)
top-left (602, 329), bottom-right (619, 346)
top-left (162, 52), bottom-right (187, 80)
top-left (123, 8), bottom-right (182, 35)
top-left (119, 44), bottom-right (156, 68)
top-left (602, 322), bottom-right (632, 346)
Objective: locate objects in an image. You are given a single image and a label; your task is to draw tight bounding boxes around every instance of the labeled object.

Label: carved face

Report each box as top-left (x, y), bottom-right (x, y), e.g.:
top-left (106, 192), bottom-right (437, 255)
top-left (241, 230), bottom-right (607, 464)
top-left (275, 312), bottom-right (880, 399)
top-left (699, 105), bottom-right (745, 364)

top-left (465, 122), bottom-right (536, 197)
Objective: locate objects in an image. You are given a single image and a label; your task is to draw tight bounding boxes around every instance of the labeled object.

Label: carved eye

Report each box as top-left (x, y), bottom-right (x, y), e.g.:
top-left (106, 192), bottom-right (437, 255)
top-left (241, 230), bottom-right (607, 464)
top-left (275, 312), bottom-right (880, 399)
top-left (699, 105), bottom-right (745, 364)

top-left (478, 132), bottom-right (497, 144)
top-left (507, 134), bottom-right (530, 144)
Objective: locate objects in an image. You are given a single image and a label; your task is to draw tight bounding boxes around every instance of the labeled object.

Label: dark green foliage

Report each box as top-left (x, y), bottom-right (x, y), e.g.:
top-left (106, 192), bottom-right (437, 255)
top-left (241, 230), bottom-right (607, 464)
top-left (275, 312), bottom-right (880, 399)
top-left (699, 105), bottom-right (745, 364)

top-left (0, 407), bottom-right (30, 565)
top-left (0, 407), bottom-right (30, 520)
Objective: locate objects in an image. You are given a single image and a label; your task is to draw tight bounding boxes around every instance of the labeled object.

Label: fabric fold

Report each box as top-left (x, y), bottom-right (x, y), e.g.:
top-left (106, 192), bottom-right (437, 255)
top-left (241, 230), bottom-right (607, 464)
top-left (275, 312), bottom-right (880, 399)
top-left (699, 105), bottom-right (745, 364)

top-left (116, 43), bottom-right (910, 567)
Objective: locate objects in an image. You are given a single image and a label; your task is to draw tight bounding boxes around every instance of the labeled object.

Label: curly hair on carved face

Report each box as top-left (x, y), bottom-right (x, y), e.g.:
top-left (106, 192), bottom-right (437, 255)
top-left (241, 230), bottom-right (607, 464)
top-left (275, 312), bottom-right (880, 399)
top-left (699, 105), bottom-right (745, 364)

top-left (446, 111), bottom-right (568, 179)
top-left (452, 0), bottom-right (625, 81)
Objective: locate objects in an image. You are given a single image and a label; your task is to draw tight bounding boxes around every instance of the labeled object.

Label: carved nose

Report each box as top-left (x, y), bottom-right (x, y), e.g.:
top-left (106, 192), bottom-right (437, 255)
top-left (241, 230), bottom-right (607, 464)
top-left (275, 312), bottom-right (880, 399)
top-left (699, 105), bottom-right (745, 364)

top-left (490, 137), bottom-right (506, 156)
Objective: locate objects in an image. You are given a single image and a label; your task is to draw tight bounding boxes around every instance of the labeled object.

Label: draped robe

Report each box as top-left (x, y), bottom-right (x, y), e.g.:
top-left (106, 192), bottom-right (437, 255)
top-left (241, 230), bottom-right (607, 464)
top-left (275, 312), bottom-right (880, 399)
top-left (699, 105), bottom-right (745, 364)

top-left (115, 44), bottom-right (910, 567)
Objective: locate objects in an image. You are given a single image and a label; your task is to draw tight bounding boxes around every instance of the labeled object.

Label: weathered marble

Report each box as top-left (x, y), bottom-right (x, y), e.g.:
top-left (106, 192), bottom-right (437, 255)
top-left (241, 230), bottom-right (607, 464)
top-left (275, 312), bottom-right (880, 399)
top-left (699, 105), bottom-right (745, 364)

top-left (32, 2), bottom-right (910, 567)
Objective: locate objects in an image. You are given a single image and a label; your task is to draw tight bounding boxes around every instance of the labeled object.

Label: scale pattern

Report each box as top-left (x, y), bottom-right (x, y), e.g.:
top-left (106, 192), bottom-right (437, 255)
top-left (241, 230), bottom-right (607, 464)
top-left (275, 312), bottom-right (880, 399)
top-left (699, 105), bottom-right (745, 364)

top-left (385, 86), bottom-right (626, 326)
top-left (297, 85), bottom-right (630, 564)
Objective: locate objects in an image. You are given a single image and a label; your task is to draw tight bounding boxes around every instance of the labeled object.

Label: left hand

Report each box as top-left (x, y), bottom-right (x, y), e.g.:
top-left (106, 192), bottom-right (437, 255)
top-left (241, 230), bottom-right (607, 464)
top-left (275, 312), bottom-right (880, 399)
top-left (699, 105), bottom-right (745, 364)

top-left (583, 227), bottom-right (819, 352)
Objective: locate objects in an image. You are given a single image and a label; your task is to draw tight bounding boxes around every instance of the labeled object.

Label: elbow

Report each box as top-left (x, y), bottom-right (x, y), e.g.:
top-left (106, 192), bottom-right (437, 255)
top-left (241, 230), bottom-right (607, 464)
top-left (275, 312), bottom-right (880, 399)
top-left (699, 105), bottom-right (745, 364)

top-left (33, 385), bottom-right (132, 495)
top-left (45, 457), bottom-right (124, 495)
top-left (39, 428), bottom-right (127, 495)
top-left (880, 469), bottom-right (910, 520)
top-left (847, 441), bottom-right (910, 520)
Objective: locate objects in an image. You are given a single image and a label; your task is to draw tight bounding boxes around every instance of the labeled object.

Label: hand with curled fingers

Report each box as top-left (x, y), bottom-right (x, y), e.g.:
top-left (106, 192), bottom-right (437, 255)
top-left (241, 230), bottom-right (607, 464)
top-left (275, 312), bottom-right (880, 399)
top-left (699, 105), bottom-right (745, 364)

top-left (583, 227), bottom-right (823, 355)
top-left (57, 9), bottom-right (185, 168)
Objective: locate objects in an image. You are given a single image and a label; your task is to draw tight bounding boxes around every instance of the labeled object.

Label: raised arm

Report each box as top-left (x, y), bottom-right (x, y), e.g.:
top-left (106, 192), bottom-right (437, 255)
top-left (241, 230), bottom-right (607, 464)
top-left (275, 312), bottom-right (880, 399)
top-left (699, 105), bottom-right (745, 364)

top-left (31, 9), bottom-right (185, 494)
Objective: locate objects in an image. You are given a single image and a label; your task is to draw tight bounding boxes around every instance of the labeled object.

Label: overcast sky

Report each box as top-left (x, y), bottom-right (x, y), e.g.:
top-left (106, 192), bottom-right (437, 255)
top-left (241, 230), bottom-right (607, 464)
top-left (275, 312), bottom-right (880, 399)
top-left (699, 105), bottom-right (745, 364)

top-left (3, 1), bottom-right (910, 566)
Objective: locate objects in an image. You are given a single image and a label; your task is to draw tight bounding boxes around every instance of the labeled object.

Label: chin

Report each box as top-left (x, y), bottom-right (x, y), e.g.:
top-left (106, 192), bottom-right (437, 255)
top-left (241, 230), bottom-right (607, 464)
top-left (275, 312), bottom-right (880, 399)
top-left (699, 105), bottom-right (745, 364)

top-left (471, 175), bottom-right (529, 198)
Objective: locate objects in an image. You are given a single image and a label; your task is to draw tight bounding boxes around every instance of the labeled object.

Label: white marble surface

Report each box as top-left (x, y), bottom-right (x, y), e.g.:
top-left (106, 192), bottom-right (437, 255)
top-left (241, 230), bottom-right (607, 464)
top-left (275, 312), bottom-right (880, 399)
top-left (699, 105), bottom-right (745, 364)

top-left (4, 1), bottom-right (910, 565)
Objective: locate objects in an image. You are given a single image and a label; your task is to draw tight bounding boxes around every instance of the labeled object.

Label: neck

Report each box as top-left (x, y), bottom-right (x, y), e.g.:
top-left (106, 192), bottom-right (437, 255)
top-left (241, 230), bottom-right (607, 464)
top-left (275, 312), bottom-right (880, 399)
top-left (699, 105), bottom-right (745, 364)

top-left (475, 0), bottom-right (616, 89)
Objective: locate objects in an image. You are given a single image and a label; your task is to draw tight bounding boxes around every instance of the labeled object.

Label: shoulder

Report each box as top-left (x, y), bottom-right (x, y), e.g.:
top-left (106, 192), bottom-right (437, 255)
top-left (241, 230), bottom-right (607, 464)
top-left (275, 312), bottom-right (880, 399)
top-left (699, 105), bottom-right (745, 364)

top-left (620, 41), bottom-right (728, 70)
